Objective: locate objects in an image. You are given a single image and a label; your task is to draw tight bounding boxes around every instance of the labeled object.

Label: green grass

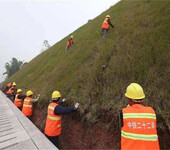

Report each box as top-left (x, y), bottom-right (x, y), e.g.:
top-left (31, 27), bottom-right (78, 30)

top-left (2, 0), bottom-right (170, 148)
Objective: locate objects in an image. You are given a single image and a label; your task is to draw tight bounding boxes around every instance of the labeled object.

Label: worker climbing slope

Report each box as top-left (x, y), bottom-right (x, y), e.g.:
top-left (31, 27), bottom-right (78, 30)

top-left (65, 35), bottom-right (74, 52)
top-left (120, 83), bottom-right (160, 150)
top-left (44, 91), bottom-right (79, 148)
top-left (14, 89), bottom-right (26, 110)
top-left (101, 15), bottom-right (114, 40)
top-left (22, 90), bottom-right (40, 118)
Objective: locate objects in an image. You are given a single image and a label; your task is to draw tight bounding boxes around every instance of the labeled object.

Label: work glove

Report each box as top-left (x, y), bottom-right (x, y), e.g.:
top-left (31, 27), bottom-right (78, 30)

top-left (74, 103), bottom-right (79, 109)
top-left (62, 98), bottom-right (66, 102)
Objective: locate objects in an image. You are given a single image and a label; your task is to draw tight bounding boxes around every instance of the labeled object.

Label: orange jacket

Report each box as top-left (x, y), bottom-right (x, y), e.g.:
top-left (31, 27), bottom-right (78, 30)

top-left (44, 103), bottom-right (62, 136)
top-left (67, 39), bottom-right (73, 47)
top-left (102, 18), bottom-right (109, 29)
top-left (7, 87), bottom-right (15, 94)
top-left (22, 97), bottom-right (33, 116)
top-left (7, 83), bottom-right (12, 88)
top-left (121, 104), bottom-right (160, 150)
top-left (14, 94), bottom-right (23, 108)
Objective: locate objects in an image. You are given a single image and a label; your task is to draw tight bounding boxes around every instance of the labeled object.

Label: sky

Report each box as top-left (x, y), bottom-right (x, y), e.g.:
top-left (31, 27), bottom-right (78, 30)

top-left (0, 0), bottom-right (119, 82)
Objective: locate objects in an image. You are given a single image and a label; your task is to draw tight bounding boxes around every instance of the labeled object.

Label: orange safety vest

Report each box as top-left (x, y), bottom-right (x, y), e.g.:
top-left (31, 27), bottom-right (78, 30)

top-left (121, 104), bottom-right (160, 150)
top-left (102, 18), bottom-right (109, 29)
top-left (67, 39), bottom-right (73, 47)
top-left (45, 103), bottom-right (62, 136)
top-left (22, 97), bottom-right (33, 116)
top-left (7, 87), bottom-right (14, 94)
top-left (7, 83), bottom-right (12, 88)
top-left (14, 94), bottom-right (23, 108)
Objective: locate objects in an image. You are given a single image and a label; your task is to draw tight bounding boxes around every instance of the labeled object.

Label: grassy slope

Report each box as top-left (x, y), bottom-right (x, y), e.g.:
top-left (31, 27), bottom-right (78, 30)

top-left (3, 0), bottom-right (170, 137)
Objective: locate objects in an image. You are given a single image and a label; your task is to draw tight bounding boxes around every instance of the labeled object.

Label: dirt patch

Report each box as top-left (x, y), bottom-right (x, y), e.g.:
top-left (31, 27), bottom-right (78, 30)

top-left (60, 114), bottom-right (120, 149)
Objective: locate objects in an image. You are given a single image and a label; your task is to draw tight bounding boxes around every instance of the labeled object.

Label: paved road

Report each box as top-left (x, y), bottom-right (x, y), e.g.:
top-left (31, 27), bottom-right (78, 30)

top-left (0, 91), bottom-right (57, 150)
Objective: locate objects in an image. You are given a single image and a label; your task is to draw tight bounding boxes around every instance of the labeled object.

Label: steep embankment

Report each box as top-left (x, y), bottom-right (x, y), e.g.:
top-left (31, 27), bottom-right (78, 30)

top-left (2, 0), bottom-right (170, 149)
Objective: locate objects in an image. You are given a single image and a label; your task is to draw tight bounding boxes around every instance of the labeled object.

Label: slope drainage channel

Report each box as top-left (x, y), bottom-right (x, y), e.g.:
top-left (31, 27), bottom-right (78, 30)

top-left (0, 91), bottom-right (57, 150)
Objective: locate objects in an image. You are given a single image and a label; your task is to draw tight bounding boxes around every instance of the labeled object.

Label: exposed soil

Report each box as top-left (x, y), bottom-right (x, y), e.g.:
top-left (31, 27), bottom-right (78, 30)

top-left (31, 104), bottom-right (170, 149)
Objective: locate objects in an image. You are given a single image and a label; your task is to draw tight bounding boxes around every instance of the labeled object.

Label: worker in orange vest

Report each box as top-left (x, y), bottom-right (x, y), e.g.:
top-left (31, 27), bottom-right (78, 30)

top-left (101, 15), bottom-right (114, 40)
top-left (22, 90), bottom-right (40, 118)
top-left (121, 83), bottom-right (160, 150)
top-left (44, 91), bottom-right (79, 148)
top-left (14, 89), bottom-right (26, 110)
top-left (3, 82), bottom-right (13, 94)
top-left (6, 82), bottom-right (17, 102)
top-left (65, 35), bottom-right (74, 52)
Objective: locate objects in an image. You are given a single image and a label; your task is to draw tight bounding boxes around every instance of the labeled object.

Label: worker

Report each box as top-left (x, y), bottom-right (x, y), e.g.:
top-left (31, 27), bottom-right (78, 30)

top-left (14, 89), bottom-right (26, 110)
top-left (6, 82), bottom-right (17, 102)
top-left (22, 90), bottom-right (40, 118)
top-left (3, 82), bottom-right (12, 94)
top-left (44, 91), bottom-right (79, 148)
top-left (65, 35), bottom-right (74, 52)
top-left (101, 15), bottom-right (114, 40)
top-left (121, 83), bottom-right (160, 150)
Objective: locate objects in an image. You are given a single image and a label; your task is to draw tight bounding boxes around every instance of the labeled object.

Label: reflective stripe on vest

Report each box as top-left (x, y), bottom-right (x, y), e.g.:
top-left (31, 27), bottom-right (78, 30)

top-left (121, 130), bottom-right (158, 141)
top-left (123, 113), bottom-right (156, 119)
top-left (15, 99), bottom-right (22, 101)
top-left (47, 115), bottom-right (61, 120)
top-left (48, 105), bottom-right (55, 110)
top-left (23, 104), bottom-right (32, 107)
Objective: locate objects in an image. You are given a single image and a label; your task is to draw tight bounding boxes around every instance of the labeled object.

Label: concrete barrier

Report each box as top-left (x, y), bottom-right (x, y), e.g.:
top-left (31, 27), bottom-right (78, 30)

top-left (0, 91), bottom-right (57, 150)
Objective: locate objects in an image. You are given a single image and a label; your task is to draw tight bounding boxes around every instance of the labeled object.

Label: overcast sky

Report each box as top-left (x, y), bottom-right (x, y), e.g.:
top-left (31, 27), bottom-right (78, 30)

top-left (0, 0), bottom-right (119, 82)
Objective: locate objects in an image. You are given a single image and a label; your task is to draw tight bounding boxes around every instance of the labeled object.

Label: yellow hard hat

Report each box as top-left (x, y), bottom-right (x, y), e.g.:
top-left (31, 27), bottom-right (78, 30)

top-left (27, 90), bottom-right (33, 97)
top-left (71, 35), bottom-right (73, 38)
top-left (125, 83), bottom-right (145, 100)
top-left (13, 82), bottom-right (16, 86)
top-left (106, 15), bottom-right (111, 18)
top-left (52, 91), bottom-right (61, 99)
top-left (17, 89), bottom-right (22, 93)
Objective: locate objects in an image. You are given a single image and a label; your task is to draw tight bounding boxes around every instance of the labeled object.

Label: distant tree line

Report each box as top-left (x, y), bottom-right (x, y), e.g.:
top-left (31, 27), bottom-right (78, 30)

top-left (3, 58), bottom-right (27, 79)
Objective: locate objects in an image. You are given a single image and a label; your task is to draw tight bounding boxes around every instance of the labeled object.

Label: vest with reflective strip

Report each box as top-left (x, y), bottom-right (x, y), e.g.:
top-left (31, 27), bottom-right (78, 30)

top-left (121, 104), bottom-right (160, 150)
top-left (7, 87), bottom-right (14, 94)
top-left (14, 94), bottom-right (22, 107)
top-left (45, 103), bottom-right (62, 136)
top-left (22, 97), bottom-right (33, 116)
top-left (102, 18), bottom-right (109, 29)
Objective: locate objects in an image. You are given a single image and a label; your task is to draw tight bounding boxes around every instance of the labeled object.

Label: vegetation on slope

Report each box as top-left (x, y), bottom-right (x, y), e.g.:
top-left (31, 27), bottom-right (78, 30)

top-left (2, 0), bottom-right (170, 148)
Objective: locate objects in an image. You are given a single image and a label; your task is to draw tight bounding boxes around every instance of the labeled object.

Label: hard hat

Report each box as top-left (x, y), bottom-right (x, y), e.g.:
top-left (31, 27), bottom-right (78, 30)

top-left (27, 90), bottom-right (33, 97)
top-left (17, 89), bottom-right (22, 93)
top-left (106, 15), bottom-right (111, 18)
top-left (13, 82), bottom-right (16, 86)
top-left (125, 83), bottom-right (145, 100)
top-left (52, 91), bottom-right (61, 99)
top-left (71, 35), bottom-right (73, 38)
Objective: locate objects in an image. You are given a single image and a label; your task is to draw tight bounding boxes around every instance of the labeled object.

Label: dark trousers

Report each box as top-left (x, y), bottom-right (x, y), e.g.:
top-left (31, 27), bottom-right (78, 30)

top-left (7, 94), bottom-right (15, 102)
top-left (46, 135), bottom-right (59, 148)
top-left (102, 28), bottom-right (108, 40)
top-left (65, 45), bottom-right (71, 52)
top-left (3, 86), bottom-right (9, 94)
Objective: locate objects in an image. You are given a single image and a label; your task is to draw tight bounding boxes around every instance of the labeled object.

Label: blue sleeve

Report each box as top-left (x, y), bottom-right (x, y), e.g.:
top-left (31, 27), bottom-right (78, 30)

top-left (18, 94), bottom-right (26, 99)
top-left (54, 105), bottom-right (76, 115)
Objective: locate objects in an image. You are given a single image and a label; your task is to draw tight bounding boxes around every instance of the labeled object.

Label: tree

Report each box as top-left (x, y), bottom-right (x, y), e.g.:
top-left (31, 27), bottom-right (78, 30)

top-left (3, 58), bottom-right (26, 79)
